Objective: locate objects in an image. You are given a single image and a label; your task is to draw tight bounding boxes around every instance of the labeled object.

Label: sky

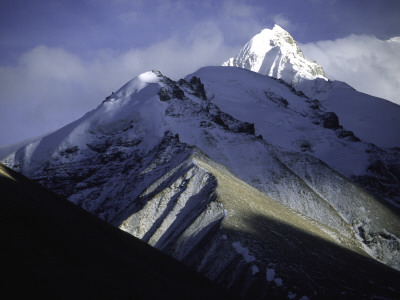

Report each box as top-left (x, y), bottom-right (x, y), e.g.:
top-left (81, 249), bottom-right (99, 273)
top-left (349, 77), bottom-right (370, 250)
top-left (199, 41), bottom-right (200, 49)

top-left (1, 0), bottom-right (400, 146)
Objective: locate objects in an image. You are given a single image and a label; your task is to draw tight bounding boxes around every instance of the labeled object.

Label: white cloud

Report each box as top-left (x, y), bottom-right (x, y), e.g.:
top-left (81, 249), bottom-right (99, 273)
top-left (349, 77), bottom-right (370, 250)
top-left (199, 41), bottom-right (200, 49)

top-left (271, 14), bottom-right (292, 31)
top-left (0, 25), bottom-right (237, 146)
top-left (301, 35), bottom-right (400, 105)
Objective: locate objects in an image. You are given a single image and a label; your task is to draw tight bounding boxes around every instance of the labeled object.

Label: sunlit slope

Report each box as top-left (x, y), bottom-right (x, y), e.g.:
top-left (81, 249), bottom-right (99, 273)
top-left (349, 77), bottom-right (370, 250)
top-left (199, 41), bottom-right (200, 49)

top-left (0, 163), bottom-right (232, 299)
top-left (116, 149), bottom-right (363, 259)
top-left (194, 152), bottom-right (360, 250)
top-left (116, 152), bottom-right (400, 299)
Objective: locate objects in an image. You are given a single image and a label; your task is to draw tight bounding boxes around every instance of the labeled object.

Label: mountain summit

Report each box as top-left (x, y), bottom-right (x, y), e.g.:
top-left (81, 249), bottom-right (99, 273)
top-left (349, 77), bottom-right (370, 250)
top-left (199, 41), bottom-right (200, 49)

top-left (224, 25), bottom-right (400, 148)
top-left (223, 25), bottom-right (326, 85)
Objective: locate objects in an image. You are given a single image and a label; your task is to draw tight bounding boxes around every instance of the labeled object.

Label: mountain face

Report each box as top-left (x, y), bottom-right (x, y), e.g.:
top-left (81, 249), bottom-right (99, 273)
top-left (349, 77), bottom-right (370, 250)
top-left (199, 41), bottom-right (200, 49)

top-left (3, 65), bottom-right (400, 299)
top-left (224, 25), bottom-right (400, 148)
top-left (189, 67), bottom-right (400, 210)
top-left (303, 79), bottom-right (400, 148)
top-left (223, 25), bottom-right (326, 85)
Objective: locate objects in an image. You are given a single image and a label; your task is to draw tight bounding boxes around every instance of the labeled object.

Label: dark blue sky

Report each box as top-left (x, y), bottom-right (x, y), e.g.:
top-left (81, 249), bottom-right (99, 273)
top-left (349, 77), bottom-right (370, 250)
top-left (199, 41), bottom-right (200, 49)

top-left (1, 0), bottom-right (400, 146)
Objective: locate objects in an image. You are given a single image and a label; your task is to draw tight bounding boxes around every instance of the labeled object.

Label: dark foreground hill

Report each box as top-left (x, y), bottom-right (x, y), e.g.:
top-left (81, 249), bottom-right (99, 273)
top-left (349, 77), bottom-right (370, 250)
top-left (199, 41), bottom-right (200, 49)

top-left (0, 163), bottom-right (233, 299)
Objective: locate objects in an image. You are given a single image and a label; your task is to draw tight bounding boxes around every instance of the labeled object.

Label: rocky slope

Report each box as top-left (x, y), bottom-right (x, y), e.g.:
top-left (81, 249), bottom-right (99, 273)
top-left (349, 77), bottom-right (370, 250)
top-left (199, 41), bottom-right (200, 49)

top-left (1, 163), bottom-right (233, 299)
top-left (3, 67), bottom-right (400, 298)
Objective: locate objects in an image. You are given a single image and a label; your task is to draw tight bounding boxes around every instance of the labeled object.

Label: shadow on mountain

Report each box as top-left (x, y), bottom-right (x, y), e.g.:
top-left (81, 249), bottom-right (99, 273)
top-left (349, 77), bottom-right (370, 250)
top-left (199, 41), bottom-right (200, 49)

top-left (216, 212), bottom-right (400, 299)
top-left (3, 160), bottom-right (400, 299)
top-left (0, 164), bottom-right (235, 299)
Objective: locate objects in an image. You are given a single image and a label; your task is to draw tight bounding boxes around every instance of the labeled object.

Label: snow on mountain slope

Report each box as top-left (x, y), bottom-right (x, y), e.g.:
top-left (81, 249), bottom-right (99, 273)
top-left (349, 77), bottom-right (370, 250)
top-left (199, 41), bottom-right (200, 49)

top-left (293, 77), bottom-right (400, 148)
top-left (223, 25), bottom-right (326, 86)
top-left (189, 66), bottom-right (400, 204)
top-left (224, 25), bottom-right (400, 149)
top-left (189, 67), bottom-right (365, 173)
top-left (4, 68), bottom-right (400, 272)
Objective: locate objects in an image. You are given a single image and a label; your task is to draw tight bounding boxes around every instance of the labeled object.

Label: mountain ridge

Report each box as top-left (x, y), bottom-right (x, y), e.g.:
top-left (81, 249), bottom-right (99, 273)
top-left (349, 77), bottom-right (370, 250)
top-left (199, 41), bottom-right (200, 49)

top-left (223, 25), bottom-right (400, 148)
top-left (3, 26), bottom-right (400, 299)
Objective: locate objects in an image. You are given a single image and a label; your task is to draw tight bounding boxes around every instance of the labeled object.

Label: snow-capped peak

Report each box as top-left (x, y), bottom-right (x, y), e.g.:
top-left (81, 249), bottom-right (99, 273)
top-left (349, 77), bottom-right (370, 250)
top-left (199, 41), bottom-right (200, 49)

top-left (223, 25), bottom-right (326, 85)
top-left (115, 70), bottom-right (162, 98)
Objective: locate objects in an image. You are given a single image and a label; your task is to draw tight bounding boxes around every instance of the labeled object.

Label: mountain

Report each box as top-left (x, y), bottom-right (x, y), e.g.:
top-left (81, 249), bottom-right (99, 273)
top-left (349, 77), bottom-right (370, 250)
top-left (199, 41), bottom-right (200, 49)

top-left (224, 25), bottom-right (400, 148)
top-left (3, 67), bottom-right (400, 299)
top-left (299, 79), bottom-right (400, 148)
top-left (0, 163), bottom-right (233, 299)
top-left (223, 25), bottom-right (326, 86)
top-left (188, 67), bottom-right (400, 210)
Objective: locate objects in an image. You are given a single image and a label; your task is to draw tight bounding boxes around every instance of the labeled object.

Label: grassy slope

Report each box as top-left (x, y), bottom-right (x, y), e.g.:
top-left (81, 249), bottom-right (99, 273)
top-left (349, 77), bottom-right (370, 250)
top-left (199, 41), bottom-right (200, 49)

top-left (192, 153), bottom-right (400, 299)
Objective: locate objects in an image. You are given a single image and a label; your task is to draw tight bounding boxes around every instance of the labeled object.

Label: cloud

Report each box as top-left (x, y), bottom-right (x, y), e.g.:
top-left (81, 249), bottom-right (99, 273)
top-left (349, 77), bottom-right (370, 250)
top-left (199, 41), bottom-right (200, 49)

top-left (301, 35), bottom-right (400, 105)
top-left (271, 14), bottom-right (292, 31)
top-left (0, 46), bottom-right (94, 146)
top-left (222, 0), bottom-right (259, 18)
top-left (19, 46), bottom-right (86, 82)
top-left (0, 25), bottom-right (237, 146)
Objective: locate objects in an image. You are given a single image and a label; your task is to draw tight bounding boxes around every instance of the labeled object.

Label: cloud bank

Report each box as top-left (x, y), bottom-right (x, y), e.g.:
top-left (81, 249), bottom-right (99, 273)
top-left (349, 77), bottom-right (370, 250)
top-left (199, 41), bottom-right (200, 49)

top-left (0, 25), bottom-right (237, 146)
top-left (301, 35), bottom-right (400, 105)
